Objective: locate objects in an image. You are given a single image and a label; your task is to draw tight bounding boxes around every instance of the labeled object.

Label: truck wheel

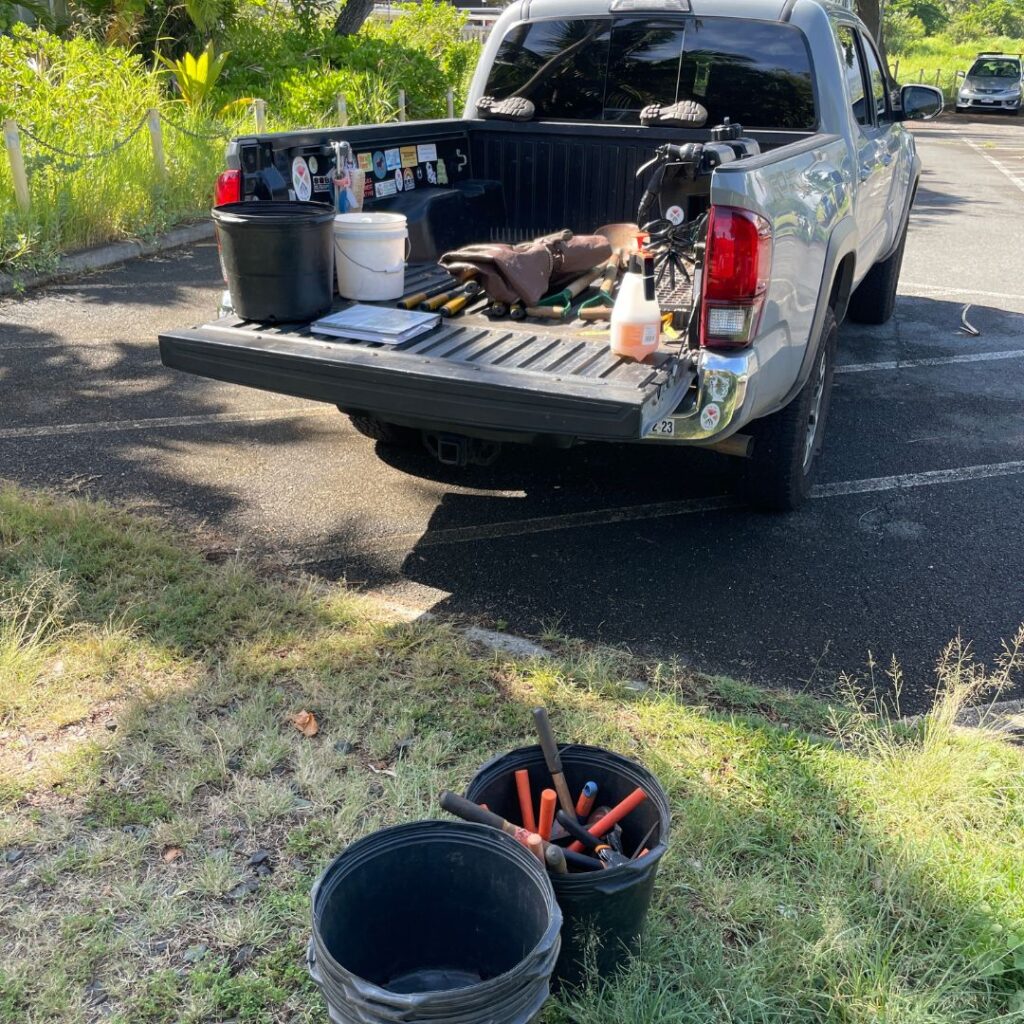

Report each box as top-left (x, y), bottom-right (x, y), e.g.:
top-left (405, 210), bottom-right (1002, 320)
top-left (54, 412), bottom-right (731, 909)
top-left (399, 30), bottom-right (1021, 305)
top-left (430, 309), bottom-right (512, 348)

top-left (740, 308), bottom-right (837, 512)
top-left (345, 412), bottom-right (418, 447)
top-left (846, 220), bottom-right (907, 325)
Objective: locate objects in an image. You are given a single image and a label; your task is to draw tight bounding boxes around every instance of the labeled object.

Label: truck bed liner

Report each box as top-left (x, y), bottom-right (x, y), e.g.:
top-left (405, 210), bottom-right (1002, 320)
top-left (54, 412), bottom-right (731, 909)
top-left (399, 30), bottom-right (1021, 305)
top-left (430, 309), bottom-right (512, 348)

top-left (159, 274), bottom-right (694, 441)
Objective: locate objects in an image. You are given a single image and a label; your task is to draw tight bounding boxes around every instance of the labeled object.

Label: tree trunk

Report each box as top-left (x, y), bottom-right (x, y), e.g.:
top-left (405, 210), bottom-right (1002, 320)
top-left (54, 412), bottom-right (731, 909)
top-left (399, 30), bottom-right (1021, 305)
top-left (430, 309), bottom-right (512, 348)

top-left (333, 0), bottom-right (375, 36)
top-left (857, 0), bottom-right (889, 69)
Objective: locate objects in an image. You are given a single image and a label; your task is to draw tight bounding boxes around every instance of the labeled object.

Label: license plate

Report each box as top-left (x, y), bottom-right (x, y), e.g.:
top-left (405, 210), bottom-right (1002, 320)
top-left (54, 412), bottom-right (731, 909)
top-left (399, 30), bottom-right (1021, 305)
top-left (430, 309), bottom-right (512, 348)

top-left (649, 418), bottom-right (675, 437)
top-left (982, 99), bottom-right (995, 104)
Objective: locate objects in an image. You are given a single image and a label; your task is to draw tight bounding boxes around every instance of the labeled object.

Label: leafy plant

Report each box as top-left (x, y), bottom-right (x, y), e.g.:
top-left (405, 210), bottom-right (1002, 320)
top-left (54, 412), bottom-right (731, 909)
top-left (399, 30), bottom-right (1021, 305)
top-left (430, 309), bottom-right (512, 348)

top-left (158, 40), bottom-right (230, 108)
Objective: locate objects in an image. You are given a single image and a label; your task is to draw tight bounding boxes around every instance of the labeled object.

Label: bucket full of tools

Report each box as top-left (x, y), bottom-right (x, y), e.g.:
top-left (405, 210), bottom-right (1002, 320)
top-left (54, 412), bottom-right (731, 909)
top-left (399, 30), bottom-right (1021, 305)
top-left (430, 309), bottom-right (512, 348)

top-left (456, 709), bottom-right (671, 989)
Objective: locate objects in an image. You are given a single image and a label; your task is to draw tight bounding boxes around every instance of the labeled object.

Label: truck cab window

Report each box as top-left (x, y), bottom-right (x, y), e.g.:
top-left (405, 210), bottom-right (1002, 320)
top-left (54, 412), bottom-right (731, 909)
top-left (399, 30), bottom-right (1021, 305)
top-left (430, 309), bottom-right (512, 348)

top-left (837, 26), bottom-right (870, 127)
top-left (860, 35), bottom-right (889, 121)
top-left (483, 18), bottom-right (611, 121)
top-left (606, 18), bottom-right (816, 129)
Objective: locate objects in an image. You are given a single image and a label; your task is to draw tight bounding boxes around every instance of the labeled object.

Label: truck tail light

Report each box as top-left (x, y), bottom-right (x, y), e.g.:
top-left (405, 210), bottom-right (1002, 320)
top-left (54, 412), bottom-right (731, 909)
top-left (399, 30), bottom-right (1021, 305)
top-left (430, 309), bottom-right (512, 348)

top-left (700, 205), bottom-right (772, 349)
top-left (214, 169), bottom-right (241, 207)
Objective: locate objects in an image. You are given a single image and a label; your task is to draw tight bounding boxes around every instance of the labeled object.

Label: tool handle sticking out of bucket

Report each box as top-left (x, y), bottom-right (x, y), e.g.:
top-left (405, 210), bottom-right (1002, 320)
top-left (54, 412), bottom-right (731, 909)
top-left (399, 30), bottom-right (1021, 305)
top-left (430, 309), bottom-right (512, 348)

top-left (576, 782), bottom-right (598, 819)
top-left (567, 787), bottom-right (648, 853)
top-left (532, 708), bottom-right (577, 818)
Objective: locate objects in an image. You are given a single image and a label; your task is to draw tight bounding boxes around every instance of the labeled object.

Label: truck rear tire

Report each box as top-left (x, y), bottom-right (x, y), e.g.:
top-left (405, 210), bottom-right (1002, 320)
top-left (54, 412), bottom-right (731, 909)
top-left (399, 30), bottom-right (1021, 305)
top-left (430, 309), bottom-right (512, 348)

top-left (345, 412), bottom-right (418, 447)
top-left (846, 220), bottom-right (907, 325)
top-left (740, 308), bottom-right (837, 511)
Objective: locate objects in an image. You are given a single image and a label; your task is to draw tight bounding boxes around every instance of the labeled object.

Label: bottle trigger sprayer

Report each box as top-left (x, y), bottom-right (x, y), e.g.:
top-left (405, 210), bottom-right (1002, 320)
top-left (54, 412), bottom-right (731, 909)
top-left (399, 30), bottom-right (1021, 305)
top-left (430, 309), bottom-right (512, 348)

top-left (610, 235), bottom-right (661, 361)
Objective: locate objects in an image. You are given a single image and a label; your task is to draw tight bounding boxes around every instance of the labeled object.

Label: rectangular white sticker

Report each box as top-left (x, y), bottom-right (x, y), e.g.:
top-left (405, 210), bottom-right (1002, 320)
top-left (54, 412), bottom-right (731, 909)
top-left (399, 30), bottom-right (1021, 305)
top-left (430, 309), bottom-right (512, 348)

top-left (417, 143), bottom-right (437, 163)
top-left (375, 179), bottom-right (398, 198)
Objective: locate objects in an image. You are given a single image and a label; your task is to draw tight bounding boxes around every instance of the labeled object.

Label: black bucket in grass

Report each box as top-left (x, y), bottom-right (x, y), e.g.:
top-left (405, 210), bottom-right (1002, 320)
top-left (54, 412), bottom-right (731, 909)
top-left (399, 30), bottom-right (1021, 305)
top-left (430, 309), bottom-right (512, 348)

top-left (308, 820), bottom-right (562, 1024)
top-left (466, 744), bottom-right (670, 989)
top-left (212, 201), bottom-right (335, 322)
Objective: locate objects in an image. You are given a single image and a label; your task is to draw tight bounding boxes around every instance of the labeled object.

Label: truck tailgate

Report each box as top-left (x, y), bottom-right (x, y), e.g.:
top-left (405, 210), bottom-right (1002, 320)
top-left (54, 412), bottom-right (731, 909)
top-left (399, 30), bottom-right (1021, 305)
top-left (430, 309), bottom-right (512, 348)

top-left (159, 315), bottom-right (693, 441)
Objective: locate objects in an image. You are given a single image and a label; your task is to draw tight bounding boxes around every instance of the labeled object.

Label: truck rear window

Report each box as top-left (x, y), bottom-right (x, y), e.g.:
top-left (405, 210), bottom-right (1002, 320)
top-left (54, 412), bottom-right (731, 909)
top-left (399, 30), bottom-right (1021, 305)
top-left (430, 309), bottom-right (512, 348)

top-left (484, 16), bottom-right (817, 131)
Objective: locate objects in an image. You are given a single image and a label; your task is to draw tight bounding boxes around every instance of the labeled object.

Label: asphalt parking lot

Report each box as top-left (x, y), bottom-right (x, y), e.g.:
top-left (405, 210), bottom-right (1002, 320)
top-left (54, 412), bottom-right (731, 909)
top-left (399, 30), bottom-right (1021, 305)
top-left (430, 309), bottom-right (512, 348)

top-left (2, 115), bottom-right (1022, 711)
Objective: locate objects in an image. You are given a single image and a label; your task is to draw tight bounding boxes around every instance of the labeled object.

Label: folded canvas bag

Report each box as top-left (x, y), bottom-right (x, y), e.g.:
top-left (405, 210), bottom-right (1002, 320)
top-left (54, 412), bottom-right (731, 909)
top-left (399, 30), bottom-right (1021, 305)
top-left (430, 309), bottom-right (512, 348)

top-left (440, 232), bottom-right (612, 306)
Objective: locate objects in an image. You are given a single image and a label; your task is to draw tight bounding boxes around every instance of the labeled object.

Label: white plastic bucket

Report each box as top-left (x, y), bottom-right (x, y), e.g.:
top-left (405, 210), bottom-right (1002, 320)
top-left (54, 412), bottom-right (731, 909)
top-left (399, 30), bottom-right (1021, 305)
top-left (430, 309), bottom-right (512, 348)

top-left (333, 212), bottom-right (409, 301)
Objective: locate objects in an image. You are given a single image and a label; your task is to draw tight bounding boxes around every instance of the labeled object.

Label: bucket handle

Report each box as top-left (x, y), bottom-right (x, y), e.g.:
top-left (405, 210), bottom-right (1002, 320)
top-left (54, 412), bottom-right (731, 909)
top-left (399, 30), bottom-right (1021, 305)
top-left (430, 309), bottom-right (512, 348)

top-left (337, 237), bottom-right (410, 276)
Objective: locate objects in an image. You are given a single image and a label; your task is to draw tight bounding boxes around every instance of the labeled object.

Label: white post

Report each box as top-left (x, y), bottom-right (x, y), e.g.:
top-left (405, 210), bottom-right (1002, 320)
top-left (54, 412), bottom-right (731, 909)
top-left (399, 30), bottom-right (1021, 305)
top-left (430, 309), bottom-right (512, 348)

top-left (446, 88), bottom-right (454, 119)
top-left (3, 119), bottom-right (30, 215)
top-left (918, 69), bottom-right (924, 82)
top-left (147, 108), bottom-right (166, 182)
top-left (254, 99), bottom-right (266, 132)
top-left (398, 89), bottom-right (407, 122)
top-left (336, 94), bottom-right (348, 126)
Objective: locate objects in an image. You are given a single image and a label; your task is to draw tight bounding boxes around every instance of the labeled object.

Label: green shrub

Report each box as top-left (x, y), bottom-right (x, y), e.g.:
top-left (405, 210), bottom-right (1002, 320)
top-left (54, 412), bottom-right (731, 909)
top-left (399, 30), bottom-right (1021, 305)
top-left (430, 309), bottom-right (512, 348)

top-left (949, 0), bottom-right (1024, 42)
top-left (885, 10), bottom-right (927, 53)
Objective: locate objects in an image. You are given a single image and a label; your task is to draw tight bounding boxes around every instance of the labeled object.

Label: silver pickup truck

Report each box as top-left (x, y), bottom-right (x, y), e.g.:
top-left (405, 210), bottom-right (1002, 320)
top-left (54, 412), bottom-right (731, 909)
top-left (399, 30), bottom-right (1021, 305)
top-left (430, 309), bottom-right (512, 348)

top-left (159, 0), bottom-right (943, 509)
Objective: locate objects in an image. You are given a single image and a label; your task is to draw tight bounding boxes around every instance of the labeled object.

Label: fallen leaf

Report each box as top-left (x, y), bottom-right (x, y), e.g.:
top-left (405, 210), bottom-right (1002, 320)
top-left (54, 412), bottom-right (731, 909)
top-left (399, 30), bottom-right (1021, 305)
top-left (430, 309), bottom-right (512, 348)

top-left (291, 710), bottom-right (319, 737)
top-left (367, 764), bottom-right (397, 778)
top-left (162, 847), bottom-right (183, 863)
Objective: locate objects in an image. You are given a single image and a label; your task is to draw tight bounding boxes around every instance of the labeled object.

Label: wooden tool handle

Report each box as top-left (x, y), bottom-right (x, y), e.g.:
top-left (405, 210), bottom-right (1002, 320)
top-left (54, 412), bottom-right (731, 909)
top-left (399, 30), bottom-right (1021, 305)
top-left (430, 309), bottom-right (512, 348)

top-left (578, 307), bottom-right (612, 321)
top-left (524, 305), bottom-right (568, 319)
top-left (532, 708), bottom-right (562, 775)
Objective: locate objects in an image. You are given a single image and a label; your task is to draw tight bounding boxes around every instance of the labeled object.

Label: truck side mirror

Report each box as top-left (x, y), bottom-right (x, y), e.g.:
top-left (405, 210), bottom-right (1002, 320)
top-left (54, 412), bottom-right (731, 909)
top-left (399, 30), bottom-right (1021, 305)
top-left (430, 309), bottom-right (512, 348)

top-left (897, 84), bottom-right (944, 121)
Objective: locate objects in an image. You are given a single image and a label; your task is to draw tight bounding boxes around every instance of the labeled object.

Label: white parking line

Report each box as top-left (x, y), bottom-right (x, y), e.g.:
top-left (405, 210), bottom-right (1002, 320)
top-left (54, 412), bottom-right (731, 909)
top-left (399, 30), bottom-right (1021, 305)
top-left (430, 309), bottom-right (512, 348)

top-left (901, 282), bottom-right (1024, 302)
top-left (0, 406), bottom-right (334, 440)
top-left (961, 135), bottom-right (1024, 195)
top-left (276, 458), bottom-right (1024, 560)
top-left (837, 349), bottom-right (1024, 373)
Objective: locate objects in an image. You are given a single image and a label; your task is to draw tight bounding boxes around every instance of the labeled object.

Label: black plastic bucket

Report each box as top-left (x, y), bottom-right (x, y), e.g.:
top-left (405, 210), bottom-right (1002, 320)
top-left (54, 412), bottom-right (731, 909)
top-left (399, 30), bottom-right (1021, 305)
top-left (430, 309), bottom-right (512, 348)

top-left (466, 744), bottom-right (670, 989)
top-left (212, 201), bottom-right (335, 322)
top-left (308, 820), bottom-right (562, 1023)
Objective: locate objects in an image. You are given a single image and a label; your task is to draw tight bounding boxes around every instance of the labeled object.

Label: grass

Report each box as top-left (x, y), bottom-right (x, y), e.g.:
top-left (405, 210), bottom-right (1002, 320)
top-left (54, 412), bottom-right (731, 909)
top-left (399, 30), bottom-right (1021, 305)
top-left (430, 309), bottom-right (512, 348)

top-left (2, 481), bottom-right (1024, 1023)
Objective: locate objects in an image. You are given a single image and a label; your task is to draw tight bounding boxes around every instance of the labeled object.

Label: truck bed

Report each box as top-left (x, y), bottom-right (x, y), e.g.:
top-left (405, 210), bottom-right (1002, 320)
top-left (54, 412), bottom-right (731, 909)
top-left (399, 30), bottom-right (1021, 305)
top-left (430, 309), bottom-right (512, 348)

top-left (159, 264), bottom-right (696, 442)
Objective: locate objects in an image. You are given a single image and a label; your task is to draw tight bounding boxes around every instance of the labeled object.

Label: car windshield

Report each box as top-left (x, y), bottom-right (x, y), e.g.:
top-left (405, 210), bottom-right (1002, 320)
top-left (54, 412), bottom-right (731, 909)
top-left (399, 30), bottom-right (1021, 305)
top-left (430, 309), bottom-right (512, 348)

top-left (968, 59), bottom-right (1020, 78)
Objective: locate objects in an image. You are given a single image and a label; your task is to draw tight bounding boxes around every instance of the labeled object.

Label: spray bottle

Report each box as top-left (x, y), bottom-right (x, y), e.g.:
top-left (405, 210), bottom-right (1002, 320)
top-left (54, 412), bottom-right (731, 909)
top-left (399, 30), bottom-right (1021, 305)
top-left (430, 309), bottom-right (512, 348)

top-left (610, 235), bottom-right (661, 361)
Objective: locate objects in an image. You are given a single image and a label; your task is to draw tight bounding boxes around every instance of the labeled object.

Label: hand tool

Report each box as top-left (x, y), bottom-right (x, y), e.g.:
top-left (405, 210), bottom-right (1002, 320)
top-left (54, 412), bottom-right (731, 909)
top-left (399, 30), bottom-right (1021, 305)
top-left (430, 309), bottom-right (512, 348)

top-left (562, 848), bottom-right (603, 871)
top-left (556, 809), bottom-right (600, 850)
top-left (440, 289), bottom-right (479, 318)
top-left (594, 844), bottom-right (630, 869)
top-left (523, 305), bottom-right (569, 319)
top-left (509, 303), bottom-right (525, 320)
top-left (398, 278), bottom-right (458, 310)
top-left (515, 769), bottom-right (537, 832)
top-left (578, 305), bottom-right (614, 321)
top-left (544, 844), bottom-right (568, 875)
top-left (575, 782), bottom-right (598, 819)
top-left (538, 789), bottom-right (557, 842)
top-left (420, 280), bottom-right (479, 311)
top-left (527, 833), bottom-right (546, 864)
top-left (631, 821), bottom-right (659, 859)
top-left (440, 790), bottom-right (543, 849)
top-left (531, 708), bottom-right (577, 818)
top-left (488, 301), bottom-right (509, 317)
top-left (578, 257), bottom-right (621, 318)
top-left (567, 788), bottom-right (648, 853)
top-left (536, 268), bottom-right (605, 309)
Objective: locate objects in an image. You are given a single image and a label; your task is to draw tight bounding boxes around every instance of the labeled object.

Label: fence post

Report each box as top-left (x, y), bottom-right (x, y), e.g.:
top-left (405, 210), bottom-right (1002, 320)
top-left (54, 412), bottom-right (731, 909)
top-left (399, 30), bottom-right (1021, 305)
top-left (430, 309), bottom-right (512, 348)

top-left (892, 59), bottom-right (900, 80)
top-left (3, 119), bottom-right (30, 216)
top-left (147, 108), bottom-right (166, 182)
top-left (254, 99), bottom-right (266, 132)
top-left (446, 88), bottom-right (454, 119)
top-left (918, 69), bottom-right (924, 82)
top-left (398, 89), bottom-right (407, 122)
top-left (337, 94), bottom-right (348, 126)
top-left (934, 68), bottom-right (941, 86)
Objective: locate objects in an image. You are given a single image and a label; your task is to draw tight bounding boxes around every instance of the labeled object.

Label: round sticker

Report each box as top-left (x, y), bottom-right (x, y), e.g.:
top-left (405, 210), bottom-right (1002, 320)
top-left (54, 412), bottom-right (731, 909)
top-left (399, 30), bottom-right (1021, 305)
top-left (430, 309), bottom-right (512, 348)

top-left (291, 157), bottom-right (312, 202)
top-left (665, 205), bottom-right (685, 225)
top-left (308, 155), bottom-right (319, 174)
top-left (372, 151), bottom-right (387, 180)
top-left (700, 403), bottom-right (721, 431)
top-left (394, 168), bottom-right (404, 191)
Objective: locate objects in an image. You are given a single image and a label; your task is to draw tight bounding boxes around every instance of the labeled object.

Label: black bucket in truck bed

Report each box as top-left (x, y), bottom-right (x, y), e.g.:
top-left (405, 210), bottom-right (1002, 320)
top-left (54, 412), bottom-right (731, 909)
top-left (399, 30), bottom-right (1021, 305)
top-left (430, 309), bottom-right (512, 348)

top-left (158, 314), bottom-right (693, 442)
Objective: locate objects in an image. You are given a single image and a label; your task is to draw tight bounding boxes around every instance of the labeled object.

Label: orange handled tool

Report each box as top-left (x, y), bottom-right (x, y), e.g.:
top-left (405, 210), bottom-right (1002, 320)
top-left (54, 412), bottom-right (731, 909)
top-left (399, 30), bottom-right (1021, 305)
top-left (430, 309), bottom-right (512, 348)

top-left (567, 787), bottom-right (648, 853)
top-left (575, 781), bottom-right (598, 819)
top-left (538, 789), bottom-right (557, 841)
top-left (515, 769), bottom-right (537, 832)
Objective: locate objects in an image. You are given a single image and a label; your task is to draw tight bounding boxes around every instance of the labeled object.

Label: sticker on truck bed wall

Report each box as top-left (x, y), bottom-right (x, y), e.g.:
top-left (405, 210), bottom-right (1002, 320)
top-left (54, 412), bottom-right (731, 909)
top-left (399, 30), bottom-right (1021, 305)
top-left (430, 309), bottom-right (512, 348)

top-left (417, 143), bottom-right (437, 163)
top-left (665, 205), bottom-right (685, 225)
top-left (403, 168), bottom-right (415, 191)
top-left (375, 179), bottom-right (398, 198)
top-left (400, 146), bottom-right (418, 168)
top-left (394, 169), bottom-right (404, 192)
top-left (425, 162), bottom-right (436, 185)
top-left (291, 157), bottom-right (312, 202)
top-left (372, 151), bottom-right (387, 179)
top-left (384, 148), bottom-right (401, 170)
top-left (436, 158), bottom-right (449, 185)
top-left (308, 155), bottom-right (319, 174)
top-left (357, 153), bottom-right (373, 172)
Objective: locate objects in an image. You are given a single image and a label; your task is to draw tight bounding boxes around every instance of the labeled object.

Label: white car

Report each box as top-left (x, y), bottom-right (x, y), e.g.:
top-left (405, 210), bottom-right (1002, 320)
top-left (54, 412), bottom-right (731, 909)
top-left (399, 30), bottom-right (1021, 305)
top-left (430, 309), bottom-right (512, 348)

top-left (956, 53), bottom-right (1023, 114)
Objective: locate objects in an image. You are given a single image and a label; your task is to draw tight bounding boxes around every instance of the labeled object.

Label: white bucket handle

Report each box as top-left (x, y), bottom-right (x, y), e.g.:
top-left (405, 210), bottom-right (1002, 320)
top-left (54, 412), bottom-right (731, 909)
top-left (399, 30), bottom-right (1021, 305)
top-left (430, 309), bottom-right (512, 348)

top-left (336, 237), bottom-right (410, 276)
